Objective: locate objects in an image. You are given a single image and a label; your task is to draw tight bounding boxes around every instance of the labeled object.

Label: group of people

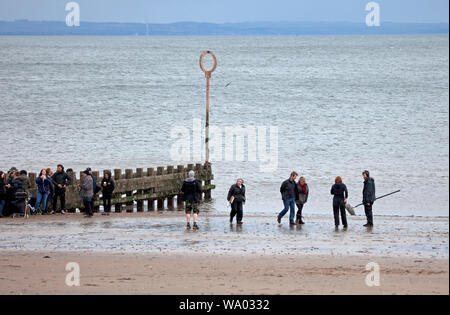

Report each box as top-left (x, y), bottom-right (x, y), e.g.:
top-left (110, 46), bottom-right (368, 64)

top-left (181, 170), bottom-right (376, 230)
top-left (2, 165), bottom-right (376, 230)
top-left (0, 165), bottom-right (116, 218)
top-left (277, 170), bottom-right (375, 229)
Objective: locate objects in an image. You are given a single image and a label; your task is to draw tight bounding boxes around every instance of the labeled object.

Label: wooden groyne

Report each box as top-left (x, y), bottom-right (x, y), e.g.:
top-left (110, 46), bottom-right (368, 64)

top-left (26, 163), bottom-right (214, 213)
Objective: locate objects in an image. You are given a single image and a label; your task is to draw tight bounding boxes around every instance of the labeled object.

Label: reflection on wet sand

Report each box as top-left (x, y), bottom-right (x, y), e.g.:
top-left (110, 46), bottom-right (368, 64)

top-left (0, 214), bottom-right (447, 259)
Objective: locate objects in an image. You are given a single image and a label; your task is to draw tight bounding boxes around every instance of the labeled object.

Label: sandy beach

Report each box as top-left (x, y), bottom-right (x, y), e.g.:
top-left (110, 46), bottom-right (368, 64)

top-left (0, 213), bottom-right (448, 295)
top-left (0, 251), bottom-right (448, 295)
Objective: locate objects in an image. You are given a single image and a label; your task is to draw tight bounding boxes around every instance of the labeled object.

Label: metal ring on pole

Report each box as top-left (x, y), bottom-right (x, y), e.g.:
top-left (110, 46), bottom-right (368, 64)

top-left (199, 51), bottom-right (217, 78)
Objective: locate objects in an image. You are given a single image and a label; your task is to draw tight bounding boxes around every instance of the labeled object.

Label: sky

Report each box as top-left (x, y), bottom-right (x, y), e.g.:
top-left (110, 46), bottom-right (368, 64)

top-left (0, 0), bottom-right (448, 24)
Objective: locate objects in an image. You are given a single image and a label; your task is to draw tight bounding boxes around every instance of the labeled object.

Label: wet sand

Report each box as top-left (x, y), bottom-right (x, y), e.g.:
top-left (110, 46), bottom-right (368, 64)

top-left (0, 213), bottom-right (448, 294)
top-left (0, 251), bottom-right (448, 295)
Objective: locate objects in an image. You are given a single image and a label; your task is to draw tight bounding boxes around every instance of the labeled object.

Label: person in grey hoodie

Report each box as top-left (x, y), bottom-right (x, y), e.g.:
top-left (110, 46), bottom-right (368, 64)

top-left (362, 170), bottom-right (376, 227)
top-left (80, 170), bottom-right (94, 217)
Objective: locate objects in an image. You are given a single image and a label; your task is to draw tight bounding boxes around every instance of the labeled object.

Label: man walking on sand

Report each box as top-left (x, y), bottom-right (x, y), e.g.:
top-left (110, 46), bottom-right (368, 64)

top-left (181, 170), bottom-right (202, 230)
top-left (278, 171), bottom-right (298, 226)
top-left (362, 170), bottom-right (376, 227)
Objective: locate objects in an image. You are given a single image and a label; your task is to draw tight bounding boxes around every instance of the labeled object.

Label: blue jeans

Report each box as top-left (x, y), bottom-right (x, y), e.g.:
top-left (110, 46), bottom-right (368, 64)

top-left (35, 192), bottom-right (48, 211)
top-left (279, 198), bottom-right (296, 223)
top-left (0, 200), bottom-right (5, 215)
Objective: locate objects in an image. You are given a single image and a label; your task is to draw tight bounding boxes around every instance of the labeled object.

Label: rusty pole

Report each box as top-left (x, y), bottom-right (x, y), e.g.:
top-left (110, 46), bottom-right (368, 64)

top-left (199, 51), bottom-right (217, 163)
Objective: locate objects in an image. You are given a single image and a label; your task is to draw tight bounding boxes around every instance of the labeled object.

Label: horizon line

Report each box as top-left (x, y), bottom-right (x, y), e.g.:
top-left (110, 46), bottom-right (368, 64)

top-left (2, 19), bottom-right (449, 25)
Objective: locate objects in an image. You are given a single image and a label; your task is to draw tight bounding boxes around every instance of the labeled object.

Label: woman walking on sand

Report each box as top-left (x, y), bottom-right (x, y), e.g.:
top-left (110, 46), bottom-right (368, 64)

top-left (295, 177), bottom-right (309, 225)
top-left (331, 176), bottom-right (348, 229)
top-left (228, 178), bottom-right (246, 225)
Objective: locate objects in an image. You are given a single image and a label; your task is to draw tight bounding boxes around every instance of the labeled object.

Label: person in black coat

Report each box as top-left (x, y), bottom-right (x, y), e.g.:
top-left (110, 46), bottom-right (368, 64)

top-left (0, 171), bottom-right (6, 217)
top-left (51, 164), bottom-right (72, 214)
top-left (331, 176), bottom-right (348, 228)
top-left (278, 172), bottom-right (298, 225)
top-left (227, 179), bottom-right (246, 225)
top-left (101, 171), bottom-right (115, 215)
top-left (362, 170), bottom-right (376, 227)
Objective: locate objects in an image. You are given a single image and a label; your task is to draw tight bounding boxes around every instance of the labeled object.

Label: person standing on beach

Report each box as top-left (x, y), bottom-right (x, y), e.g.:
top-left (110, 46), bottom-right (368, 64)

top-left (0, 172), bottom-right (6, 217)
top-left (80, 170), bottom-right (94, 217)
top-left (101, 171), bottom-right (115, 216)
top-left (19, 170), bottom-right (30, 196)
top-left (181, 170), bottom-right (202, 230)
top-left (228, 178), bottom-right (246, 225)
top-left (362, 170), bottom-right (376, 227)
top-left (331, 176), bottom-right (348, 229)
top-left (295, 177), bottom-right (309, 225)
top-left (278, 172), bottom-right (298, 226)
top-left (51, 164), bottom-right (72, 214)
top-left (86, 168), bottom-right (99, 213)
top-left (45, 168), bottom-right (55, 212)
top-left (35, 169), bottom-right (53, 214)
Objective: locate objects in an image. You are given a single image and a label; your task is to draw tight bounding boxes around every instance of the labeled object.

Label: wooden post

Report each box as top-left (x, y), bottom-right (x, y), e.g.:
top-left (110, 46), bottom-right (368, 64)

top-left (136, 168), bottom-right (144, 212)
top-left (114, 169), bottom-right (122, 213)
top-left (166, 166), bottom-right (174, 210)
top-left (177, 165), bottom-right (185, 210)
top-left (125, 169), bottom-right (133, 212)
top-left (157, 167), bottom-right (164, 210)
top-left (204, 162), bottom-right (212, 199)
top-left (146, 168), bottom-right (155, 212)
top-left (92, 171), bottom-right (100, 213)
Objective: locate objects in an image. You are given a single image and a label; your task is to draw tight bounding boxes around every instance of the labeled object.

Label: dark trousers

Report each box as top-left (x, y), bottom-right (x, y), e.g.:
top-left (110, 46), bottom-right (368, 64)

top-left (364, 203), bottom-right (374, 225)
top-left (230, 201), bottom-right (243, 223)
top-left (333, 201), bottom-right (347, 227)
top-left (103, 197), bottom-right (112, 213)
top-left (296, 202), bottom-right (304, 224)
top-left (53, 188), bottom-right (66, 212)
top-left (83, 198), bottom-right (93, 216)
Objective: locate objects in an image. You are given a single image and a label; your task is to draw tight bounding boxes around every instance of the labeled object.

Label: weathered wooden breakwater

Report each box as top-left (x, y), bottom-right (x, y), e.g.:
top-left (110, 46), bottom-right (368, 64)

top-left (26, 163), bottom-right (214, 213)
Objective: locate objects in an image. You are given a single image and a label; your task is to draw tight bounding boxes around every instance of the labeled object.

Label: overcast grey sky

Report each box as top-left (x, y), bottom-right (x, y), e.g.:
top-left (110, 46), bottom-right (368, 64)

top-left (0, 0), bottom-right (448, 23)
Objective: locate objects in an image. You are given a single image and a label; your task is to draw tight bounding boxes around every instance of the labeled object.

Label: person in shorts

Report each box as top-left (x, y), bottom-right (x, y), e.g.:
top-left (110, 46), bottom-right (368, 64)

top-left (181, 170), bottom-right (202, 230)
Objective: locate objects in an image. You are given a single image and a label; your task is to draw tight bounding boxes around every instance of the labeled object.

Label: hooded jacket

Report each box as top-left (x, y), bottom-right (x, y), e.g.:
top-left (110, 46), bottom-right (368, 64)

top-left (101, 174), bottom-right (115, 198)
top-left (181, 177), bottom-right (202, 203)
top-left (52, 169), bottom-right (72, 190)
top-left (331, 182), bottom-right (348, 207)
top-left (20, 174), bottom-right (30, 194)
top-left (363, 177), bottom-right (376, 204)
top-left (227, 184), bottom-right (246, 203)
top-left (80, 175), bottom-right (94, 200)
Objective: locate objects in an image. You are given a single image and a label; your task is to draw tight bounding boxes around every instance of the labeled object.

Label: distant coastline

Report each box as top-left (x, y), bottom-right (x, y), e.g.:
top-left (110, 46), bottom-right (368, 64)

top-left (0, 20), bottom-right (448, 36)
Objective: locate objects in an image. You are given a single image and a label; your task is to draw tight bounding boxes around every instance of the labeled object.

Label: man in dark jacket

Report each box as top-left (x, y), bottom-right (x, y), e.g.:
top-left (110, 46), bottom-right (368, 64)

top-left (52, 164), bottom-right (72, 214)
top-left (278, 171), bottom-right (298, 225)
top-left (362, 170), bottom-right (376, 227)
top-left (181, 170), bottom-right (202, 230)
top-left (227, 179), bottom-right (246, 225)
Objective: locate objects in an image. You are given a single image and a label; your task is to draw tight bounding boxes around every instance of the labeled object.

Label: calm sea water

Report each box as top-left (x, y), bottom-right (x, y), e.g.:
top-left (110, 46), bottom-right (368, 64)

top-left (0, 35), bottom-right (448, 217)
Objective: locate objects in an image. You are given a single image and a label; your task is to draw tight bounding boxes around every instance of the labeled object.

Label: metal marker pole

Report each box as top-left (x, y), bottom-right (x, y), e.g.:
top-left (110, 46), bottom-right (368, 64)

top-left (199, 51), bottom-right (217, 164)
